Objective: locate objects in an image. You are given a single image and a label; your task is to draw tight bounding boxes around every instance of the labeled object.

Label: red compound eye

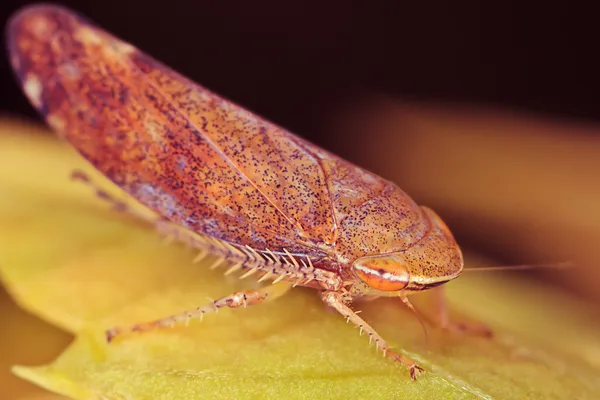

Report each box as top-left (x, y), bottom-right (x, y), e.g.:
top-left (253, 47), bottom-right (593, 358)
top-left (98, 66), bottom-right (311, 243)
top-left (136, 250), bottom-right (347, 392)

top-left (352, 254), bottom-right (410, 292)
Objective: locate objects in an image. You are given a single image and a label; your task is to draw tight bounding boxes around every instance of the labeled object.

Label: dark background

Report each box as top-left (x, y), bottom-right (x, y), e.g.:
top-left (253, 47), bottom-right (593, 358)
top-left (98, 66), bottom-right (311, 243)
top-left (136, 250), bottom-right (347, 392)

top-left (1, 0), bottom-right (600, 150)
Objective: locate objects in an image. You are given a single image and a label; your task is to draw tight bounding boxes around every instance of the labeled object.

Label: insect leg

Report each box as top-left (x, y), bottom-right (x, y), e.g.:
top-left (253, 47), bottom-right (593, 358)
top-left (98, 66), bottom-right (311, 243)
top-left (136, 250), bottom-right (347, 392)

top-left (71, 169), bottom-right (188, 245)
top-left (105, 282), bottom-right (292, 342)
top-left (71, 169), bottom-right (154, 223)
top-left (321, 291), bottom-right (424, 380)
top-left (70, 170), bottom-right (229, 250)
top-left (432, 286), bottom-right (493, 337)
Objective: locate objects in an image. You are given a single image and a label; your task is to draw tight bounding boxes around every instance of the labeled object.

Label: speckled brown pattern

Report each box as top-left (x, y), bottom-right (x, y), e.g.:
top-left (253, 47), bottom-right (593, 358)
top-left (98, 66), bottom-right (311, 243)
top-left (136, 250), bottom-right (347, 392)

top-left (6, 4), bottom-right (464, 292)
top-left (7, 4), bottom-right (469, 379)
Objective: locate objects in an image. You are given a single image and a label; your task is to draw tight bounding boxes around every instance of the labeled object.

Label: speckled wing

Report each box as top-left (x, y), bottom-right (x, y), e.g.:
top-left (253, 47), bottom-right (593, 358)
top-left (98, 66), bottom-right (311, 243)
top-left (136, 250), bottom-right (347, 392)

top-left (7, 5), bottom-right (429, 260)
top-left (7, 5), bottom-right (347, 255)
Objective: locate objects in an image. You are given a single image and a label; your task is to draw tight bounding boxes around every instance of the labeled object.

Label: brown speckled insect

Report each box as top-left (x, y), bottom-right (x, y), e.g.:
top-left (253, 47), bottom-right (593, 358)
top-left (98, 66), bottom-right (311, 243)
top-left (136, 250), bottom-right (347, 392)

top-left (7, 4), bottom-right (489, 380)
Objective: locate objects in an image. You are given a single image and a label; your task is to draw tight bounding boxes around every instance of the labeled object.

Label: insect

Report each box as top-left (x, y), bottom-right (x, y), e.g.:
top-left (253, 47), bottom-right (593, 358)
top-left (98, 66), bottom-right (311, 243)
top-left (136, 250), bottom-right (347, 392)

top-left (7, 4), bottom-right (488, 380)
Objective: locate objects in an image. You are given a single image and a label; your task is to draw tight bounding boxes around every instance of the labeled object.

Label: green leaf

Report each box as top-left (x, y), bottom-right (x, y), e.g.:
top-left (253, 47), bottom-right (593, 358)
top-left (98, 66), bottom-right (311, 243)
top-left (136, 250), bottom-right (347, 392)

top-left (1, 120), bottom-right (599, 399)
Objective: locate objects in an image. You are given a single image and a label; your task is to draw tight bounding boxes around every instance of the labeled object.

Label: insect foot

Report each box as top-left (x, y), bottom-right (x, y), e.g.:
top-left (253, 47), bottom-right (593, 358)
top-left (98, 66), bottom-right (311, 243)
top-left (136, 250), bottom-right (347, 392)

top-left (432, 287), bottom-right (494, 338)
top-left (442, 321), bottom-right (494, 338)
top-left (322, 291), bottom-right (425, 380)
top-left (387, 350), bottom-right (425, 381)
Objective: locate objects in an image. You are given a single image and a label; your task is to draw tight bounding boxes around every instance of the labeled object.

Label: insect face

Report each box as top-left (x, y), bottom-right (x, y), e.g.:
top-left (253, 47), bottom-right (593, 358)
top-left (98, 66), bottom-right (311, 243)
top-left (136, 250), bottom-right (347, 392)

top-left (352, 207), bottom-right (463, 294)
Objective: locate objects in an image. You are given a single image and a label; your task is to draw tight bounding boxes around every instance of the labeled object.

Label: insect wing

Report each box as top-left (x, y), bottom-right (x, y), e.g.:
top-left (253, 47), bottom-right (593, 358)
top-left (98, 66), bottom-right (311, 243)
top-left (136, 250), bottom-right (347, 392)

top-left (8, 5), bottom-right (431, 263)
top-left (7, 5), bottom-right (342, 254)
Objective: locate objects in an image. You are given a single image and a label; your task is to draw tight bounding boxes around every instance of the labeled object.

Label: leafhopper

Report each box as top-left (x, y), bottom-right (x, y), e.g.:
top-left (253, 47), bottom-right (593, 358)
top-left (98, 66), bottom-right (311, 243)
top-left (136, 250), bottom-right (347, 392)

top-left (7, 4), bottom-right (499, 379)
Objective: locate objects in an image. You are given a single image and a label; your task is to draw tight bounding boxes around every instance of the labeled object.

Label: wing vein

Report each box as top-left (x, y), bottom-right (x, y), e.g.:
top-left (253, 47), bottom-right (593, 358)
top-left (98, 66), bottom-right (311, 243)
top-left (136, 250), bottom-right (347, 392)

top-left (137, 70), bottom-right (304, 234)
top-left (289, 136), bottom-right (339, 244)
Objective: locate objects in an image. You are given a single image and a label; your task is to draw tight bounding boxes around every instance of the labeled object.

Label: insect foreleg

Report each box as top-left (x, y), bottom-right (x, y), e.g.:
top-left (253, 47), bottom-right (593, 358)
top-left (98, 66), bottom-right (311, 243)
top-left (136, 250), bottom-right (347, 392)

top-left (321, 291), bottom-right (424, 380)
top-left (106, 282), bottom-right (292, 342)
top-left (431, 286), bottom-right (493, 337)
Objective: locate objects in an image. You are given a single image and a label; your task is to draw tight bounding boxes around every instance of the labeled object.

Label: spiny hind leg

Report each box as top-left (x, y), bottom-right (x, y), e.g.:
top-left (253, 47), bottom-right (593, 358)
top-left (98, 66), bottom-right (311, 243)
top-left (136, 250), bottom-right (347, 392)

top-left (321, 291), bottom-right (424, 380)
top-left (432, 286), bottom-right (492, 337)
top-left (71, 169), bottom-right (156, 224)
top-left (71, 169), bottom-right (185, 243)
top-left (106, 282), bottom-right (292, 342)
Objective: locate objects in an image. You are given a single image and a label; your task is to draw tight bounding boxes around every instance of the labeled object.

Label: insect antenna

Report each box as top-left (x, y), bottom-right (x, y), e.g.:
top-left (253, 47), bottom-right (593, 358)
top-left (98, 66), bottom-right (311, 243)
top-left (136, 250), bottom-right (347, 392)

top-left (399, 295), bottom-right (429, 346)
top-left (462, 261), bottom-right (572, 272)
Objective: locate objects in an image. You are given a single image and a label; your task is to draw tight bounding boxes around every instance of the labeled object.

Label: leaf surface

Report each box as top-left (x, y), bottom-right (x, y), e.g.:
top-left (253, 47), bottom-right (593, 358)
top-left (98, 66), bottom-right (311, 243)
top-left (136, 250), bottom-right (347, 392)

top-left (1, 120), bottom-right (599, 399)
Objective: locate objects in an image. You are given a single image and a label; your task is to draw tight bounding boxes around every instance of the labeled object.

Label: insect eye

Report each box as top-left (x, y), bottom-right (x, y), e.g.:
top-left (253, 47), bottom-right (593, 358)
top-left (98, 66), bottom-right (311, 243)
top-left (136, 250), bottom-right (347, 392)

top-left (352, 255), bottom-right (410, 292)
